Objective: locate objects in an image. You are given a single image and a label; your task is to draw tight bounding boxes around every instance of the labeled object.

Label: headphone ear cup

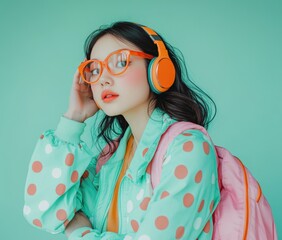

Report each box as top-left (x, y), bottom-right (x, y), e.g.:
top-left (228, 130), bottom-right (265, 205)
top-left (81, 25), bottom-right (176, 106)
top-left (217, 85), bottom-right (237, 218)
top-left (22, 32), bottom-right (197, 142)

top-left (147, 58), bottom-right (160, 94)
top-left (148, 57), bottom-right (175, 94)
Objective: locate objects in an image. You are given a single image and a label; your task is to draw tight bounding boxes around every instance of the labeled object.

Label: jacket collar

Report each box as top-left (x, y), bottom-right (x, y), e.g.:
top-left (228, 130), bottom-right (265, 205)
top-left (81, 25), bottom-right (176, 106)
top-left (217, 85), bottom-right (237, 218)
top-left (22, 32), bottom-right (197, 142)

top-left (124, 108), bottom-right (176, 183)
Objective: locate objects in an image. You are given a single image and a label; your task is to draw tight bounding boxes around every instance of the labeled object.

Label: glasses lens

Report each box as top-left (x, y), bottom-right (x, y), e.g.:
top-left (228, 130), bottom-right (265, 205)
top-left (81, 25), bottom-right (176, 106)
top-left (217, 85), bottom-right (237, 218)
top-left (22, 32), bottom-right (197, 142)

top-left (83, 61), bottom-right (101, 83)
top-left (108, 50), bottom-right (129, 74)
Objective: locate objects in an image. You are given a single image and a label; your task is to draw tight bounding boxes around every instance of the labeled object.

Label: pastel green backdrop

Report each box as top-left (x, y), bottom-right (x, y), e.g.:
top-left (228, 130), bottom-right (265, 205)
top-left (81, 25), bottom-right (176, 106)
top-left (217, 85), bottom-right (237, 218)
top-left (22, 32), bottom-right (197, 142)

top-left (0, 0), bottom-right (281, 239)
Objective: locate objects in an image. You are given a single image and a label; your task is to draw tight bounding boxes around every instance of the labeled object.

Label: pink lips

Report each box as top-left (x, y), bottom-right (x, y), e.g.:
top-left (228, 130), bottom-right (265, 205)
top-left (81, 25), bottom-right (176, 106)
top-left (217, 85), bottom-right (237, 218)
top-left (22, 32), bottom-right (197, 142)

top-left (101, 90), bottom-right (119, 103)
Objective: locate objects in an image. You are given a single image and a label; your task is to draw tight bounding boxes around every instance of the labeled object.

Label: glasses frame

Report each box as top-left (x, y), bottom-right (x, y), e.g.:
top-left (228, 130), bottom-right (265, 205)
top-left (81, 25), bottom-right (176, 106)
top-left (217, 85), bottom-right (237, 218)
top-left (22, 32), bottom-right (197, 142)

top-left (78, 49), bottom-right (154, 84)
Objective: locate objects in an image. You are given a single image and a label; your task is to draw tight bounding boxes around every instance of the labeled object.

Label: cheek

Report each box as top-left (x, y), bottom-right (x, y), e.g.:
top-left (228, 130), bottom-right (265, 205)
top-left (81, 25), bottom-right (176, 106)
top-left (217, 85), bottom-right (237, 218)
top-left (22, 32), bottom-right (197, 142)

top-left (124, 67), bottom-right (148, 87)
top-left (90, 85), bottom-right (100, 102)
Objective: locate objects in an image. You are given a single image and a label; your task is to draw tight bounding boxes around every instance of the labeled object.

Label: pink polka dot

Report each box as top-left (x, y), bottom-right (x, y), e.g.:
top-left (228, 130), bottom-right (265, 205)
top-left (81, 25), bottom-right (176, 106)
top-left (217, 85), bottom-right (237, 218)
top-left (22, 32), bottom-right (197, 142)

top-left (203, 142), bottom-right (210, 154)
top-left (56, 184), bottom-right (66, 195)
top-left (195, 170), bottom-right (202, 183)
top-left (71, 171), bottom-right (79, 183)
top-left (56, 209), bottom-right (67, 221)
top-left (182, 132), bottom-right (192, 136)
top-left (128, 174), bottom-right (133, 179)
top-left (198, 200), bottom-right (205, 212)
top-left (183, 193), bottom-right (194, 207)
top-left (32, 161), bottom-right (42, 173)
top-left (155, 216), bottom-right (169, 230)
top-left (174, 165), bottom-right (188, 179)
top-left (65, 153), bottom-right (74, 166)
top-left (131, 220), bottom-right (139, 232)
top-left (27, 184), bottom-right (36, 195)
top-left (142, 148), bottom-right (149, 157)
top-left (183, 141), bottom-right (194, 152)
top-left (203, 220), bottom-right (211, 233)
top-left (176, 226), bottom-right (185, 239)
top-left (40, 134), bottom-right (44, 139)
top-left (160, 191), bottom-right (170, 199)
top-left (33, 219), bottom-right (42, 227)
top-left (140, 197), bottom-right (151, 211)
top-left (82, 230), bottom-right (91, 237)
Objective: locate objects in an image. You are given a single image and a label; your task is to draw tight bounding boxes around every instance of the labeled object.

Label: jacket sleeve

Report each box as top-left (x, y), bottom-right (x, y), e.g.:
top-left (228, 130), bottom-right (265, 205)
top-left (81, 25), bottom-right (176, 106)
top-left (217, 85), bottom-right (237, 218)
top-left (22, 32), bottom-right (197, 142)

top-left (67, 129), bottom-right (221, 240)
top-left (23, 116), bottom-right (100, 234)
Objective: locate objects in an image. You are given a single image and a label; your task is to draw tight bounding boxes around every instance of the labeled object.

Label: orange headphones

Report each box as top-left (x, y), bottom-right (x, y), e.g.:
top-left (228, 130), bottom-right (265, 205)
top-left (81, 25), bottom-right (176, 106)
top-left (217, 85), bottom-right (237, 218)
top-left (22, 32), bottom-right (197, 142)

top-left (139, 25), bottom-right (176, 94)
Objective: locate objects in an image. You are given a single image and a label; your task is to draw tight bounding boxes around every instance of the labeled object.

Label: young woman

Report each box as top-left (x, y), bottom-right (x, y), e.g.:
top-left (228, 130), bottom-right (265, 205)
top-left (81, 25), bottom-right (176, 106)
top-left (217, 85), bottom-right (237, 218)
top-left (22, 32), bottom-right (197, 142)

top-left (24, 21), bottom-right (220, 239)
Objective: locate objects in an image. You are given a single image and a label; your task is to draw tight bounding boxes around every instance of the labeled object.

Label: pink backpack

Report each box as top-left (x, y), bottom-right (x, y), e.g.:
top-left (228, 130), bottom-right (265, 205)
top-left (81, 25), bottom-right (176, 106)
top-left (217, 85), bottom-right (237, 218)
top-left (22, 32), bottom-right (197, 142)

top-left (151, 122), bottom-right (278, 240)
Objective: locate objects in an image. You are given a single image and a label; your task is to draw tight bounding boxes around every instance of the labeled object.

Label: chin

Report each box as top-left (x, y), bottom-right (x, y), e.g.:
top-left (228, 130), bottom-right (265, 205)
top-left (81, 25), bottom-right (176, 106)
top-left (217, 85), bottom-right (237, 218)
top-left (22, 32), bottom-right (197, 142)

top-left (101, 107), bottom-right (123, 117)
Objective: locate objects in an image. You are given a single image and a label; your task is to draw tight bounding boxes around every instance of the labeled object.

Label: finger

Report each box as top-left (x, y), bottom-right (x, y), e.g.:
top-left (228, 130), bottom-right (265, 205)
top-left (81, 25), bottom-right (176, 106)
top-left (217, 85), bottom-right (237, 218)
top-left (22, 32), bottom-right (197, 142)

top-left (74, 69), bottom-right (87, 86)
top-left (78, 77), bottom-right (84, 85)
top-left (73, 69), bottom-right (81, 84)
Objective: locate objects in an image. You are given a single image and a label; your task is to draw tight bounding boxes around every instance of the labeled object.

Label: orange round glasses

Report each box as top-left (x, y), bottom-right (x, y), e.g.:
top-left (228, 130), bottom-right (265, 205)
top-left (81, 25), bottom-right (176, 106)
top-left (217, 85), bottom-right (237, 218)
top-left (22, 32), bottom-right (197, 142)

top-left (78, 49), bottom-right (154, 84)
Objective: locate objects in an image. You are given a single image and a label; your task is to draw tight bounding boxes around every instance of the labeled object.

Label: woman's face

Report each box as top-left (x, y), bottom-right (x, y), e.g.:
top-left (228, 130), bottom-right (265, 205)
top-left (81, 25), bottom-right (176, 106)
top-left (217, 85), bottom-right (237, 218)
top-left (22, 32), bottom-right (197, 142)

top-left (89, 34), bottom-right (153, 117)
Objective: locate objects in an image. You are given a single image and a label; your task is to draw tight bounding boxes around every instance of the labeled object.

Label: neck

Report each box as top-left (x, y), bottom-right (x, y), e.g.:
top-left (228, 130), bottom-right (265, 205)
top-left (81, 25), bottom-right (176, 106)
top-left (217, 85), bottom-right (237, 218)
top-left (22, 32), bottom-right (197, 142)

top-left (123, 103), bottom-right (155, 147)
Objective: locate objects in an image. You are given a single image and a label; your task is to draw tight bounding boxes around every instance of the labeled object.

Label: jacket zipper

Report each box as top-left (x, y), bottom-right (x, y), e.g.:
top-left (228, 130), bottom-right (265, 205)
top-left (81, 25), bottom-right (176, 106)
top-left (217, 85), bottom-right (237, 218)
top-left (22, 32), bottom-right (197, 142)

top-left (95, 166), bottom-right (109, 231)
top-left (118, 176), bottom-right (125, 233)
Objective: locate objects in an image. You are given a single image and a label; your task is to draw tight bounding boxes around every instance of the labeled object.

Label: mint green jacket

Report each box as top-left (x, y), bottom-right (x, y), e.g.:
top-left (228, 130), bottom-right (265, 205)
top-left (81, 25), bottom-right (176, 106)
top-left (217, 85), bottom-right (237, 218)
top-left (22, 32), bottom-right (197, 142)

top-left (24, 108), bottom-right (220, 240)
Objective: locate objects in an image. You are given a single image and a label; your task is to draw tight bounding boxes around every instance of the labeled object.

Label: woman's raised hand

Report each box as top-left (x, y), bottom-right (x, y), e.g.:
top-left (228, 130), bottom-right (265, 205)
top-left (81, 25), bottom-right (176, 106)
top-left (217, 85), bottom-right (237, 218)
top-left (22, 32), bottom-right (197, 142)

top-left (64, 69), bottom-right (99, 122)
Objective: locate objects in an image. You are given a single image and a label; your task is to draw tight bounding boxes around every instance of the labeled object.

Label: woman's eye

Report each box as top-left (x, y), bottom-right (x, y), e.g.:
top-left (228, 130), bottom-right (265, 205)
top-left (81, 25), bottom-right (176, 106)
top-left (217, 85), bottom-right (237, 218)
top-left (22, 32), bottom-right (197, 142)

top-left (91, 68), bottom-right (100, 75)
top-left (116, 60), bottom-right (128, 68)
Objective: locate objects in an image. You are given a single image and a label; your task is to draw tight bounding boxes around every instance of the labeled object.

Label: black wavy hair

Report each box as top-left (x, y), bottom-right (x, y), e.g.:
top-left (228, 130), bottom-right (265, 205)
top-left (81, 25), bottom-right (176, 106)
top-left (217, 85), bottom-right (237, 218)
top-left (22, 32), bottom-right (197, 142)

top-left (84, 21), bottom-right (217, 154)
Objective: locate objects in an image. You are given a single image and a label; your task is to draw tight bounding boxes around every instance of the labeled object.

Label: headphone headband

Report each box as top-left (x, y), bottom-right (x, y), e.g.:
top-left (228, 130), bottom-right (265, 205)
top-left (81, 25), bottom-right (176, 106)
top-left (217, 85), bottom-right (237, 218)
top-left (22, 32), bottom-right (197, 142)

top-left (138, 24), bottom-right (175, 94)
top-left (139, 25), bottom-right (169, 57)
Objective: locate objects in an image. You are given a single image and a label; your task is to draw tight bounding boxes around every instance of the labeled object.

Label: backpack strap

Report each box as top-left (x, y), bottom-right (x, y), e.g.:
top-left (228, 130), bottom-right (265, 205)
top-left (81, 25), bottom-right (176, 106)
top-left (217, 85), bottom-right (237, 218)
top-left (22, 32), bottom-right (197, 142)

top-left (151, 121), bottom-right (213, 189)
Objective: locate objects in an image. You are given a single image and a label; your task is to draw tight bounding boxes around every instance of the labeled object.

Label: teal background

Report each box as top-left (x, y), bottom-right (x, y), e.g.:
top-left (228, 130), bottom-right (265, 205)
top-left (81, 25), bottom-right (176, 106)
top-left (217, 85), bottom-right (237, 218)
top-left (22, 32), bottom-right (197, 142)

top-left (0, 0), bottom-right (281, 239)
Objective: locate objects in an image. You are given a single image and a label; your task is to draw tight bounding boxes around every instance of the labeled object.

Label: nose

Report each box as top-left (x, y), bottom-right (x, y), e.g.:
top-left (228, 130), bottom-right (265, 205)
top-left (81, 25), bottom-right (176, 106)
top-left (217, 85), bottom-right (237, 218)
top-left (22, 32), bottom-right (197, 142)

top-left (99, 67), bottom-right (114, 87)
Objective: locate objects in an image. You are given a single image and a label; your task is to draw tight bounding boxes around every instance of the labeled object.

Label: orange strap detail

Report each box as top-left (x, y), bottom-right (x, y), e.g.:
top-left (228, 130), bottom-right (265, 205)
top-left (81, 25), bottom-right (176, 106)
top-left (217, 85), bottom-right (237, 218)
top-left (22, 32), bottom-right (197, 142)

top-left (236, 157), bottom-right (249, 240)
top-left (107, 135), bottom-right (134, 232)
